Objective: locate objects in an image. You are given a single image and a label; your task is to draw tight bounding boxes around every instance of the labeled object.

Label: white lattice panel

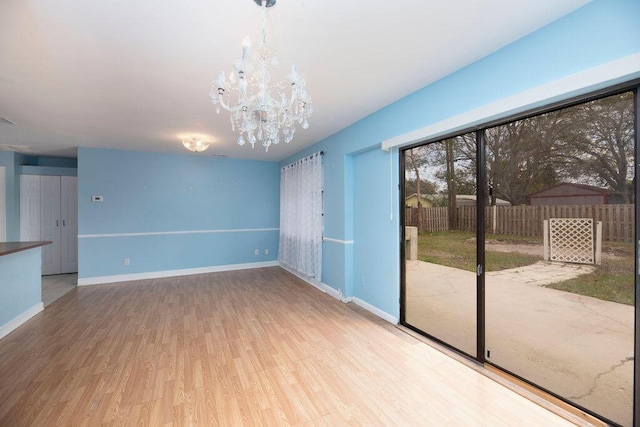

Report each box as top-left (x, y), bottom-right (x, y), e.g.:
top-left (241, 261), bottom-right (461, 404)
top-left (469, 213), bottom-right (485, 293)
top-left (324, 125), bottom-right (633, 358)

top-left (549, 218), bottom-right (594, 264)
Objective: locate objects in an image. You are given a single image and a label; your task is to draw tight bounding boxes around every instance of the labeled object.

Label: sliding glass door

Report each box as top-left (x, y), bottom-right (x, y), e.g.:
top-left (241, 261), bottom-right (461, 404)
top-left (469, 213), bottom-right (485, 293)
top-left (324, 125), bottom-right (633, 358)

top-left (401, 88), bottom-right (637, 426)
top-left (484, 91), bottom-right (635, 426)
top-left (403, 134), bottom-right (477, 357)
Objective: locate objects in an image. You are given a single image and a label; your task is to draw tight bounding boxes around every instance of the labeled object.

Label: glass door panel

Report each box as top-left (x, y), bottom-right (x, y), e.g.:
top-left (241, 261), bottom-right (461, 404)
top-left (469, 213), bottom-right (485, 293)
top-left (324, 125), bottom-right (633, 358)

top-left (484, 92), bottom-right (635, 426)
top-left (403, 134), bottom-right (477, 357)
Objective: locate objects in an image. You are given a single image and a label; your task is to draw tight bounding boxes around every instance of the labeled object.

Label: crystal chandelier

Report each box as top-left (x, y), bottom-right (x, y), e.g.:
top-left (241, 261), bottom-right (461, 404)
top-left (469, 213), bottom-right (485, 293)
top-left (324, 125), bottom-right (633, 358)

top-left (210, 0), bottom-right (312, 152)
top-left (182, 137), bottom-right (210, 152)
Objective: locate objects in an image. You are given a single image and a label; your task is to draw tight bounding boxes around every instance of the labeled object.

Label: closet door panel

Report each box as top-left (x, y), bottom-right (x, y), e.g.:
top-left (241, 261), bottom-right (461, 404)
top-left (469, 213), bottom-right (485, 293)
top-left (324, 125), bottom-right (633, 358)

top-left (60, 176), bottom-right (78, 273)
top-left (20, 175), bottom-right (41, 241)
top-left (40, 176), bottom-right (61, 275)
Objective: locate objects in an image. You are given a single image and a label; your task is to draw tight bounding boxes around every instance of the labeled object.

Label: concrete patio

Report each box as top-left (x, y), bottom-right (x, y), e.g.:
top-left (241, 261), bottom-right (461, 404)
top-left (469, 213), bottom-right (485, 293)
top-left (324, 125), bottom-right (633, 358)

top-left (405, 260), bottom-right (634, 426)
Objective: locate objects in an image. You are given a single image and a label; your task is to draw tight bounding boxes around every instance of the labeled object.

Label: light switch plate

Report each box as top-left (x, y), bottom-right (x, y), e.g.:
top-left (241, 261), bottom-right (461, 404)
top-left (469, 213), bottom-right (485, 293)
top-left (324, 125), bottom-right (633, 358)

top-left (91, 195), bottom-right (104, 202)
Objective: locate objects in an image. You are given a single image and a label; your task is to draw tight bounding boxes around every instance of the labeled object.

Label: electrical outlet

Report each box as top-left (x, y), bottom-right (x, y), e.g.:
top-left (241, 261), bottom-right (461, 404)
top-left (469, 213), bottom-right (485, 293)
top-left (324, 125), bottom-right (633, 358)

top-left (264, 249), bottom-right (269, 255)
top-left (254, 249), bottom-right (259, 256)
top-left (124, 258), bottom-right (130, 266)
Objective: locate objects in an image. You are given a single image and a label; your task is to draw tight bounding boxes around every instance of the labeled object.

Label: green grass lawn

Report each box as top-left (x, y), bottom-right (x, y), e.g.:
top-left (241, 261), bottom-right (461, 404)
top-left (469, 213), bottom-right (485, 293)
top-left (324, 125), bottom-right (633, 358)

top-left (417, 231), bottom-right (540, 272)
top-left (417, 231), bottom-right (634, 305)
top-left (544, 245), bottom-right (634, 306)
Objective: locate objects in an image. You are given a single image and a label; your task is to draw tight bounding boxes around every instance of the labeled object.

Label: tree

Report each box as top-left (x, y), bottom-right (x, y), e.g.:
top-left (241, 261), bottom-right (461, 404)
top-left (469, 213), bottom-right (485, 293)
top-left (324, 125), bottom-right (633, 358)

top-left (445, 139), bottom-right (458, 227)
top-left (403, 92), bottom-right (635, 212)
top-left (554, 92), bottom-right (635, 203)
top-left (404, 178), bottom-right (437, 199)
top-left (414, 136), bottom-right (477, 228)
top-left (484, 114), bottom-right (563, 205)
top-left (405, 146), bottom-right (429, 225)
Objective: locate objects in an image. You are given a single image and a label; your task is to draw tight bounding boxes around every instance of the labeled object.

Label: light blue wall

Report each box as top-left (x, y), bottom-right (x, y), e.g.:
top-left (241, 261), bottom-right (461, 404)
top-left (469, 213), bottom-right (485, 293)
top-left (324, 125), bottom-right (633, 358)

top-left (77, 147), bottom-right (280, 279)
top-left (23, 156), bottom-right (77, 168)
top-left (0, 151), bottom-right (27, 241)
top-left (0, 153), bottom-right (77, 241)
top-left (0, 248), bottom-right (42, 327)
top-left (20, 166), bottom-right (77, 176)
top-left (353, 147), bottom-right (399, 314)
top-left (282, 0), bottom-right (640, 320)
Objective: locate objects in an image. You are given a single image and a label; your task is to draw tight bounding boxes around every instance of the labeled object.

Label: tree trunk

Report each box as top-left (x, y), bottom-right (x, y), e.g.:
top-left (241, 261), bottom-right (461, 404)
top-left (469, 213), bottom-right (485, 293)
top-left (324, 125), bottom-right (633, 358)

top-left (408, 150), bottom-right (423, 229)
top-left (445, 139), bottom-right (457, 229)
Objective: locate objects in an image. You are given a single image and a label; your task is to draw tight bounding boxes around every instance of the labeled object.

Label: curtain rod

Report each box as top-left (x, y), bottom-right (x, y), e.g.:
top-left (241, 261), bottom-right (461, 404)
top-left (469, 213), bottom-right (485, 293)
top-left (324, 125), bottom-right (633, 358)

top-left (282, 151), bottom-right (324, 168)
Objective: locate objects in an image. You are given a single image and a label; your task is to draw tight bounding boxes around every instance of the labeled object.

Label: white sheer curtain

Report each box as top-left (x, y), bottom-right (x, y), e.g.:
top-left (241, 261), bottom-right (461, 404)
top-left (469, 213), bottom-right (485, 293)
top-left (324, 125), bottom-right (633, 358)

top-left (278, 152), bottom-right (323, 281)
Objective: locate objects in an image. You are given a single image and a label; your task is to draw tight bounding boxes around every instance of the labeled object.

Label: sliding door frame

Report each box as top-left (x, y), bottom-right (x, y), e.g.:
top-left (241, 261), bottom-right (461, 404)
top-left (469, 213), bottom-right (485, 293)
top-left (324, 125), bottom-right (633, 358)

top-left (399, 152), bottom-right (407, 325)
top-left (634, 86), bottom-right (639, 427)
top-left (476, 130), bottom-right (486, 363)
top-left (399, 80), bottom-right (640, 426)
top-left (399, 135), bottom-right (479, 360)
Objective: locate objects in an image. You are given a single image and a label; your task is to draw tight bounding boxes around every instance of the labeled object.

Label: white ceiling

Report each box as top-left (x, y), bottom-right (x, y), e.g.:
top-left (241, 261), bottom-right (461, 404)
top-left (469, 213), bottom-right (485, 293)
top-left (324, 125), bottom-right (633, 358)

top-left (0, 0), bottom-right (590, 162)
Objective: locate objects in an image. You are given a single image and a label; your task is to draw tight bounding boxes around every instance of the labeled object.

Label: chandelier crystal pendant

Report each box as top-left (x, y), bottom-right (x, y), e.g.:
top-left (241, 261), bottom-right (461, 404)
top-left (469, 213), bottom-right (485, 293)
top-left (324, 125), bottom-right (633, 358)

top-left (210, 0), bottom-right (312, 152)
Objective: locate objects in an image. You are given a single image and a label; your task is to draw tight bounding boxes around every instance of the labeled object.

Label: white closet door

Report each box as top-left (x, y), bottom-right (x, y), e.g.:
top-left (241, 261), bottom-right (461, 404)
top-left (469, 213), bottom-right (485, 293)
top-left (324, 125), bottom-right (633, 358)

top-left (20, 175), bottom-right (41, 241)
top-left (60, 176), bottom-right (78, 273)
top-left (40, 176), bottom-right (61, 275)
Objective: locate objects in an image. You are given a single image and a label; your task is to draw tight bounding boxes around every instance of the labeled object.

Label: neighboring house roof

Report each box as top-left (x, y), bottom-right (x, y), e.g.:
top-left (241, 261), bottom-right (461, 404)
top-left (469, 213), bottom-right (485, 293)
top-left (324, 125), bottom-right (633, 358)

top-left (405, 194), bottom-right (510, 205)
top-left (405, 193), bottom-right (430, 200)
top-left (526, 183), bottom-right (614, 198)
top-left (454, 195), bottom-right (510, 205)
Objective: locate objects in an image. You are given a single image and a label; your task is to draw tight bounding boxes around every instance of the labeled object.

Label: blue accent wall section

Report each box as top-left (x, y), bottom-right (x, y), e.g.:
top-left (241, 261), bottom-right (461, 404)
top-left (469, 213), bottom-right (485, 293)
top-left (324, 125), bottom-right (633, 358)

top-left (1, 153), bottom-right (76, 241)
top-left (79, 231), bottom-right (278, 277)
top-left (77, 147), bottom-right (280, 279)
top-left (20, 166), bottom-right (77, 176)
top-left (321, 241), bottom-right (347, 296)
top-left (281, 0), bottom-right (640, 321)
top-left (353, 147), bottom-right (399, 316)
top-left (23, 156), bottom-right (77, 168)
top-left (0, 151), bottom-right (27, 241)
top-left (0, 248), bottom-right (42, 327)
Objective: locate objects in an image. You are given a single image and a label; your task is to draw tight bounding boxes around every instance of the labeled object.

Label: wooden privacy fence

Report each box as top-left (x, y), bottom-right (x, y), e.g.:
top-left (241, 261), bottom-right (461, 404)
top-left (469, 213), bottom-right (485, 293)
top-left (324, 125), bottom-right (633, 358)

top-left (405, 207), bottom-right (449, 233)
top-left (405, 204), bottom-right (634, 242)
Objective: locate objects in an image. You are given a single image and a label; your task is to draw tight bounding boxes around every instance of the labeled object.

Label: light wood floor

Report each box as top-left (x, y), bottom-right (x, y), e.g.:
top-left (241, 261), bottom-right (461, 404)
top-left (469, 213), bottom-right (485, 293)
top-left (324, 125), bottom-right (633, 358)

top-left (0, 267), bottom-right (578, 426)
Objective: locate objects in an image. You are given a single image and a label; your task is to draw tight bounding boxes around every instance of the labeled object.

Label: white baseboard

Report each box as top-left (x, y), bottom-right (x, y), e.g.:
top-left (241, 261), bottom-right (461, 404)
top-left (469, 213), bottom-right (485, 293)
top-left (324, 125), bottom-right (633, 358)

top-left (0, 303), bottom-right (44, 340)
top-left (280, 263), bottom-right (396, 324)
top-left (277, 263), bottom-right (351, 302)
top-left (77, 261), bottom-right (279, 286)
top-left (77, 261), bottom-right (399, 326)
top-left (325, 284), bottom-right (353, 303)
top-left (351, 297), bottom-right (398, 325)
